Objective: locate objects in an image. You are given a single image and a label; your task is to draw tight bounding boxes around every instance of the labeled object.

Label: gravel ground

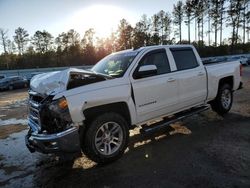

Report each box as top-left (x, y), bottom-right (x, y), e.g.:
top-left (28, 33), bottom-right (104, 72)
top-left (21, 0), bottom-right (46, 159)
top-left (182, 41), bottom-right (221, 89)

top-left (0, 67), bottom-right (250, 188)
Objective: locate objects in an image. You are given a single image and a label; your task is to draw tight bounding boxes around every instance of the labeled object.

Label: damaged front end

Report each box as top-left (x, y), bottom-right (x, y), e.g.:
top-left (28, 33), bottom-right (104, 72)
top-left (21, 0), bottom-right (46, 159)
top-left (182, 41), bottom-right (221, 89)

top-left (25, 90), bottom-right (80, 154)
top-left (26, 68), bottom-right (110, 154)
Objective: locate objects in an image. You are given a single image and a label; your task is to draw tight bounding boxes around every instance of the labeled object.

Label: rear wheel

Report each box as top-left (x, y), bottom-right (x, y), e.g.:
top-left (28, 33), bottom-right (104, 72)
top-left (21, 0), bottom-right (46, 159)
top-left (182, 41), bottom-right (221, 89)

top-left (211, 83), bottom-right (233, 115)
top-left (82, 112), bottom-right (129, 164)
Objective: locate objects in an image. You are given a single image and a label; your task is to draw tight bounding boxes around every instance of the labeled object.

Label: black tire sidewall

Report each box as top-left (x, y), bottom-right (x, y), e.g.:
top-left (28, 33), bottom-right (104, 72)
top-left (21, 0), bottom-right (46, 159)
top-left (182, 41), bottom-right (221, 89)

top-left (82, 112), bottom-right (129, 163)
top-left (212, 84), bottom-right (233, 115)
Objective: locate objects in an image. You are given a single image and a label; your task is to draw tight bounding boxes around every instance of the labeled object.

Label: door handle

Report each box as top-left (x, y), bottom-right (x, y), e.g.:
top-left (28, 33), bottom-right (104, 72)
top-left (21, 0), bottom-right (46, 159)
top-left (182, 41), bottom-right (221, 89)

top-left (167, 78), bottom-right (176, 82)
top-left (198, 72), bottom-right (204, 76)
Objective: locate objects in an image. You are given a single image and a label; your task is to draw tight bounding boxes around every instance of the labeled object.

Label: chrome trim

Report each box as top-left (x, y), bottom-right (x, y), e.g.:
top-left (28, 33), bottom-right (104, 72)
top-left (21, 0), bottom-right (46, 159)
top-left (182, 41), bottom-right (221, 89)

top-left (29, 106), bottom-right (39, 113)
top-left (29, 100), bottom-right (39, 108)
top-left (28, 118), bottom-right (40, 132)
top-left (29, 114), bottom-right (38, 121)
top-left (28, 90), bottom-right (38, 96)
top-left (28, 90), bottom-right (43, 130)
top-left (31, 126), bottom-right (78, 140)
top-left (26, 126), bottom-right (80, 153)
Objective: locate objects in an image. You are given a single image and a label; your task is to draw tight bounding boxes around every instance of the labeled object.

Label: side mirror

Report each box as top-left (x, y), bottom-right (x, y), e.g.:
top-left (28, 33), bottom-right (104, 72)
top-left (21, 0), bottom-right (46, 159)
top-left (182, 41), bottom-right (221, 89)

top-left (137, 65), bottom-right (157, 78)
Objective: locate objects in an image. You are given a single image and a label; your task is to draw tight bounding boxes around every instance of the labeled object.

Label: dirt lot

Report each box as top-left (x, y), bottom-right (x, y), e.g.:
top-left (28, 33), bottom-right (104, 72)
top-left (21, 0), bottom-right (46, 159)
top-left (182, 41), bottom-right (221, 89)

top-left (0, 67), bottom-right (250, 188)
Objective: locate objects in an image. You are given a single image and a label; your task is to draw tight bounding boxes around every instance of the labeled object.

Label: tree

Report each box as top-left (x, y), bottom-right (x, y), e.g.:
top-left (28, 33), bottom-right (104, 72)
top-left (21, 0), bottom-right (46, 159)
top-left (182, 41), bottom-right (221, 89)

top-left (163, 13), bottom-right (172, 43)
top-left (82, 28), bottom-right (95, 47)
top-left (150, 13), bottom-right (161, 45)
top-left (242, 0), bottom-right (250, 43)
top-left (67, 29), bottom-right (80, 46)
top-left (133, 15), bottom-right (150, 48)
top-left (32, 30), bottom-right (53, 53)
top-left (158, 10), bottom-right (165, 44)
top-left (219, 0), bottom-right (226, 45)
top-left (82, 28), bottom-right (96, 65)
top-left (246, 3), bottom-right (250, 42)
top-left (13, 27), bottom-right (29, 54)
top-left (117, 19), bottom-right (133, 50)
top-left (184, 0), bottom-right (193, 43)
top-left (104, 32), bottom-right (118, 52)
top-left (173, 1), bottom-right (184, 43)
top-left (191, 0), bottom-right (205, 44)
top-left (227, 0), bottom-right (244, 47)
top-left (133, 21), bottom-right (147, 48)
top-left (205, 0), bottom-right (212, 46)
top-left (140, 14), bottom-right (151, 45)
top-left (157, 10), bottom-right (172, 44)
top-left (0, 28), bottom-right (8, 54)
top-left (6, 39), bottom-right (16, 54)
top-left (211, 0), bottom-right (220, 46)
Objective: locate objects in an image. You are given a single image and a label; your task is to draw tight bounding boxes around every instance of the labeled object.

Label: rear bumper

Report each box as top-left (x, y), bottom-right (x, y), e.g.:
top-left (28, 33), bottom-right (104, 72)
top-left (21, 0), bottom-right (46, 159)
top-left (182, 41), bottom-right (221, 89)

top-left (25, 126), bottom-right (81, 154)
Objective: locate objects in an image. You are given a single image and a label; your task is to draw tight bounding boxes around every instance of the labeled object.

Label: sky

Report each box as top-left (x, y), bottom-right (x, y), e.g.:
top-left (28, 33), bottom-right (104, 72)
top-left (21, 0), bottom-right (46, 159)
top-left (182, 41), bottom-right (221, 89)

top-left (0, 0), bottom-right (235, 53)
top-left (0, 0), bottom-right (179, 39)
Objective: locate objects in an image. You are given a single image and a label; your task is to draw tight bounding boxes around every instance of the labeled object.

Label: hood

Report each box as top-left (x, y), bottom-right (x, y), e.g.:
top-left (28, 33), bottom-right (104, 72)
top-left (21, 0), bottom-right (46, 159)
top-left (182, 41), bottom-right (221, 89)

top-left (30, 68), bottom-right (107, 96)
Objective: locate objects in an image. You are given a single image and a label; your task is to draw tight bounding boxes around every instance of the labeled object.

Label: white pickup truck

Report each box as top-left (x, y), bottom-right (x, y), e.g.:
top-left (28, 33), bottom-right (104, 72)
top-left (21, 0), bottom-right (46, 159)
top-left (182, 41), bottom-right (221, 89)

top-left (26, 45), bottom-right (243, 163)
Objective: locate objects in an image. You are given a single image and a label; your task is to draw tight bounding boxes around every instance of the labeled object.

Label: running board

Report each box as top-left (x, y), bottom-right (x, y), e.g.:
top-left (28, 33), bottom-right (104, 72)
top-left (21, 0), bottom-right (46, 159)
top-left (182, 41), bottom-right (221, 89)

top-left (140, 106), bottom-right (210, 134)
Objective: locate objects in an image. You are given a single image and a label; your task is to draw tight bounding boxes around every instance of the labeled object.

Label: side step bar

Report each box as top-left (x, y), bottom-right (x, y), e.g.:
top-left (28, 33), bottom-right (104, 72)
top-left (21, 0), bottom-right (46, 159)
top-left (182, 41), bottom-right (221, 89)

top-left (140, 106), bottom-right (210, 134)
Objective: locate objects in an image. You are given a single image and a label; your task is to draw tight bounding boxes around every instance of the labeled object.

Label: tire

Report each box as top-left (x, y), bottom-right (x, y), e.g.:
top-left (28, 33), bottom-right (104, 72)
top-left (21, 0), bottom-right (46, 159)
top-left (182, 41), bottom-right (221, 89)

top-left (211, 83), bottom-right (233, 116)
top-left (24, 83), bottom-right (28, 88)
top-left (82, 112), bottom-right (129, 164)
top-left (8, 85), bottom-right (13, 90)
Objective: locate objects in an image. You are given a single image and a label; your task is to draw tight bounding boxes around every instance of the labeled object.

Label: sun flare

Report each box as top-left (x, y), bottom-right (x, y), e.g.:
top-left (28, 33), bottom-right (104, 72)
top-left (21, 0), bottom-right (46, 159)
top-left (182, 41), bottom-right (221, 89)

top-left (68, 5), bottom-right (128, 38)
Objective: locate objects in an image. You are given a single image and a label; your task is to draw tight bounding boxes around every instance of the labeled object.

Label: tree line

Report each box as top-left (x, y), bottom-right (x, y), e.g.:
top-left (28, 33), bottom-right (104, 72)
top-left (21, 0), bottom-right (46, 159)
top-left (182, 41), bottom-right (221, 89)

top-left (1, 0), bottom-right (250, 70)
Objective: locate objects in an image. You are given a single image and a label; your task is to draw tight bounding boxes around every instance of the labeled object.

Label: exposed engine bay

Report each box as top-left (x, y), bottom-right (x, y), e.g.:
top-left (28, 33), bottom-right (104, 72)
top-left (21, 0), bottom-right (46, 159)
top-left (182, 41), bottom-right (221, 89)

top-left (30, 68), bottom-right (111, 96)
top-left (67, 72), bottom-right (108, 90)
top-left (29, 68), bottom-right (111, 134)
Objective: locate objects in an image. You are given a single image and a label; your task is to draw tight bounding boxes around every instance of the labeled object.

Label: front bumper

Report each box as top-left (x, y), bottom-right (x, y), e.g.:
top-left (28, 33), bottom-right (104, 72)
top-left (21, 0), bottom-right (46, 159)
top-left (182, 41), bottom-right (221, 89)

top-left (25, 125), bottom-right (81, 154)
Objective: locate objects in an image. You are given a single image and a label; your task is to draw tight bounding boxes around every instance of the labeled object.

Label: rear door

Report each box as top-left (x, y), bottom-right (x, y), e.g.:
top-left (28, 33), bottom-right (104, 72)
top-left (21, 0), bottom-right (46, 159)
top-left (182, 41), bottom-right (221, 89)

top-left (170, 47), bottom-right (207, 108)
top-left (130, 49), bottom-right (179, 123)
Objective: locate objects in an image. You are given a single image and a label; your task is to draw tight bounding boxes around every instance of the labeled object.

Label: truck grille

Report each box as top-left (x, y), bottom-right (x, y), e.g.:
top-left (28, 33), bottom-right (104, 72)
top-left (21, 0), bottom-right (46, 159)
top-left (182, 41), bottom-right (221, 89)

top-left (28, 90), bottom-right (44, 132)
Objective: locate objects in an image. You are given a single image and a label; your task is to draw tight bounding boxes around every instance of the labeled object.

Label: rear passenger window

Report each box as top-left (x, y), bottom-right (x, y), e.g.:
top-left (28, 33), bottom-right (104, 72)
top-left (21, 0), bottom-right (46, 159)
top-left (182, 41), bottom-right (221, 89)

top-left (140, 50), bottom-right (171, 75)
top-left (171, 48), bottom-right (199, 71)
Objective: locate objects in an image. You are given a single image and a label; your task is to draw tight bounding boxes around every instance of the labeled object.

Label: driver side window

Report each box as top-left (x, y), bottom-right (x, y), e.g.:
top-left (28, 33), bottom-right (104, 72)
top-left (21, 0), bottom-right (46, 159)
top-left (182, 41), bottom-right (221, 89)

top-left (139, 50), bottom-right (171, 75)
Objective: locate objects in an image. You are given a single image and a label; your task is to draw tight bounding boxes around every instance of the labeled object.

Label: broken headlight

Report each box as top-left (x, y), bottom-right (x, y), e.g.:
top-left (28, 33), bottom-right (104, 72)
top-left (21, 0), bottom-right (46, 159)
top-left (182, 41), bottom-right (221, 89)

top-left (40, 97), bottom-right (72, 133)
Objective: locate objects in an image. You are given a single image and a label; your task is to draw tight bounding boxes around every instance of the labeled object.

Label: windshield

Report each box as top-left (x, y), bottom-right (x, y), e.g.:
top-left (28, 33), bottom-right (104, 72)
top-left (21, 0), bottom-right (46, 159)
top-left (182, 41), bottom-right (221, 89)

top-left (92, 51), bottom-right (139, 78)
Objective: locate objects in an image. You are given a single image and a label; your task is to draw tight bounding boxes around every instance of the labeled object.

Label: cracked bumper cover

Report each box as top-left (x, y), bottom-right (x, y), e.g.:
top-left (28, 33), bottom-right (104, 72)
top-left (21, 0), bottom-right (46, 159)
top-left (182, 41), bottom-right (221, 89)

top-left (25, 121), bottom-right (81, 154)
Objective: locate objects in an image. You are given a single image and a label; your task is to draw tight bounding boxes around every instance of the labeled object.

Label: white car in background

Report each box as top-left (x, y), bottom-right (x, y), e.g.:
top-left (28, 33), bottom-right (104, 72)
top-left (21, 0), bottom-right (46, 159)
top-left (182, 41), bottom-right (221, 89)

top-left (229, 56), bottom-right (248, 66)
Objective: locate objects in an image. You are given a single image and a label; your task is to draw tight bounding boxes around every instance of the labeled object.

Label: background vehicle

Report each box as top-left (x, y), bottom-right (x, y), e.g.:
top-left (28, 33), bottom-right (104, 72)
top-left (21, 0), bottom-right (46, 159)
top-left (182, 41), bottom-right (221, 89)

top-left (0, 75), bottom-right (6, 80)
top-left (0, 76), bottom-right (28, 91)
top-left (228, 56), bottom-right (248, 65)
top-left (26, 45), bottom-right (242, 164)
top-left (25, 72), bottom-right (43, 85)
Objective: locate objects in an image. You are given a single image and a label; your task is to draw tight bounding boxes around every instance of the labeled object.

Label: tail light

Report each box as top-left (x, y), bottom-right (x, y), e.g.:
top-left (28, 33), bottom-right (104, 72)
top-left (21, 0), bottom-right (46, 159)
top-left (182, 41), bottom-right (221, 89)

top-left (240, 64), bottom-right (243, 77)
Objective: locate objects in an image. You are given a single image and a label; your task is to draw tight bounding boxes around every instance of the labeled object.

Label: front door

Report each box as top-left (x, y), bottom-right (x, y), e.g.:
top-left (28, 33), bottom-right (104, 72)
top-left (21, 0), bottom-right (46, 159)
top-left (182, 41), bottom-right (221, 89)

top-left (130, 49), bottom-right (179, 123)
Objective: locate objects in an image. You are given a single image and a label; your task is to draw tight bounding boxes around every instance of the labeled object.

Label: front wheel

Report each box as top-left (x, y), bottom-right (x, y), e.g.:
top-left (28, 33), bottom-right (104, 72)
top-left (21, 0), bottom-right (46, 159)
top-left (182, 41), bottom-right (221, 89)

top-left (211, 83), bottom-right (233, 116)
top-left (82, 112), bottom-right (129, 164)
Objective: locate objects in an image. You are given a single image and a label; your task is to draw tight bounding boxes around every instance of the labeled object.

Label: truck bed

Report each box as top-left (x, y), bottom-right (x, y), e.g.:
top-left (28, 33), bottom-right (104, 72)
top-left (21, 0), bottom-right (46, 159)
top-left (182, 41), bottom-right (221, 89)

top-left (204, 60), bottom-right (241, 102)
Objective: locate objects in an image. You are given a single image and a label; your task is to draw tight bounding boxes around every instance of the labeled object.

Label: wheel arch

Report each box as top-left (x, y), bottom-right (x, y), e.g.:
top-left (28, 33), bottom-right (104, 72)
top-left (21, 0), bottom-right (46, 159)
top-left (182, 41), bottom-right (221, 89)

top-left (83, 102), bottom-right (132, 127)
top-left (218, 76), bottom-right (234, 90)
